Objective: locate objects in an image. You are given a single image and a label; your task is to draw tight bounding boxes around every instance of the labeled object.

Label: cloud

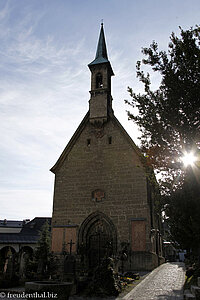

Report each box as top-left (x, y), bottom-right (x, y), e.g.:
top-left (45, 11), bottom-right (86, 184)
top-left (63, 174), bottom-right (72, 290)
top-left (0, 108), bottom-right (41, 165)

top-left (0, 1), bottom-right (10, 21)
top-left (0, 188), bottom-right (53, 220)
top-left (0, 2), bottom-right (10, 38)
top-left (0, 2), bottom-right (91, 219)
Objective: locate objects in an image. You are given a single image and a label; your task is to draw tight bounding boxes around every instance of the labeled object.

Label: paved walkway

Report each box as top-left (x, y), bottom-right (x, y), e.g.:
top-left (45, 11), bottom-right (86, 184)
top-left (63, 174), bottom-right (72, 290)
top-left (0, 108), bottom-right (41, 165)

top-left (122, 262), bottom-right (185, 300)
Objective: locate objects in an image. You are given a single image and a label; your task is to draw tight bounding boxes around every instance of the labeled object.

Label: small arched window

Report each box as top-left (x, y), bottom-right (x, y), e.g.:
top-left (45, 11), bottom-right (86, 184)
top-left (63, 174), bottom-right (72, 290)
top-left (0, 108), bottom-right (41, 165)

top-left (96, 73), bottom-right (103, 88)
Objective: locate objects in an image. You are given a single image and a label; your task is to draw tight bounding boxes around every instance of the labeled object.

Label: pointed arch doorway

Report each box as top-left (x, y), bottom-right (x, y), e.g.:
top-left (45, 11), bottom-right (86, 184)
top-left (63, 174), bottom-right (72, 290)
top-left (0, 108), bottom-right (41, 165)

top-left (78, 212), bottom-right (117, 269)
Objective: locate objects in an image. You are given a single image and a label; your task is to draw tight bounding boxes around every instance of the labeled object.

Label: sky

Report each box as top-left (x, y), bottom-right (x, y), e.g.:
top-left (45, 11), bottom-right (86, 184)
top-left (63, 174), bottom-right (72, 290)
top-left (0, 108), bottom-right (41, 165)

top-left (0, 0), bottom-right (199, 220)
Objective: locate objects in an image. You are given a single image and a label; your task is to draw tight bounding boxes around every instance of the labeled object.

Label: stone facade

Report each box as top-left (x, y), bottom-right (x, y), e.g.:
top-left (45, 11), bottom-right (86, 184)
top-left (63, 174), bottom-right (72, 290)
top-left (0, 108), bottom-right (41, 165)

top-left (51, 24), bottom-right (163, 274)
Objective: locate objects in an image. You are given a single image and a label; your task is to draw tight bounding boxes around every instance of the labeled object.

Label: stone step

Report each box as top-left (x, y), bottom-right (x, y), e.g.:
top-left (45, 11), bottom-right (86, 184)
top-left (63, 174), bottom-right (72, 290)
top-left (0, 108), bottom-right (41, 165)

top-left (191, 284), bottom-right (200, 297)
top-left (198, 277), bottom-right (200, 288)
top-left (184, 289), bottom-right (196, 299)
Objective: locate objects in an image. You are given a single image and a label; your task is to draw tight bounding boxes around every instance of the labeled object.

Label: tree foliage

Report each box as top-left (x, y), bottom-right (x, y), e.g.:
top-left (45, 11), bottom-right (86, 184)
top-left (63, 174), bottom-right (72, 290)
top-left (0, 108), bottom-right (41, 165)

top-left (125, 26), bottom-right (200, 187)
top-left (35, 221), bottom-right (51, 260)
top-left (35, 221), bottom-right (51, 275)
top-left (164, 170), bottom-right (200, 252)
top-left (126, 26), bottom-right (200, 253)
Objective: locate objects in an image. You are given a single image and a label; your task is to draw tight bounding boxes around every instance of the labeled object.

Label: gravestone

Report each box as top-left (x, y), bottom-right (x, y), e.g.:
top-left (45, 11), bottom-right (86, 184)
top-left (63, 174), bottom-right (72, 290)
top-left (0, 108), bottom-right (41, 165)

top-left (64, 255), bottom-right (75, 275)
top-left (63, 255), bottom-right (76, 294)
top-left (63, 239), bottom-right (76, 278)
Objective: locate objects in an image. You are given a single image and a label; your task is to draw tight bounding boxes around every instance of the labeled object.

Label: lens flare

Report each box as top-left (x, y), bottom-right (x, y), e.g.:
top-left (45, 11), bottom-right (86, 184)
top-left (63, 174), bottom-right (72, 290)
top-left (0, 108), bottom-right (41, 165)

top-left (181, 152), bottom-right (197, 167)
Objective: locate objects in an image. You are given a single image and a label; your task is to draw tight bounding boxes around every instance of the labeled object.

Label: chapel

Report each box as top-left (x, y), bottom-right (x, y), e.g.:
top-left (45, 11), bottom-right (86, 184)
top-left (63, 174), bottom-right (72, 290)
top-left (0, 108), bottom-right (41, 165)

top-left (50, 24), bottom-right (163, 277)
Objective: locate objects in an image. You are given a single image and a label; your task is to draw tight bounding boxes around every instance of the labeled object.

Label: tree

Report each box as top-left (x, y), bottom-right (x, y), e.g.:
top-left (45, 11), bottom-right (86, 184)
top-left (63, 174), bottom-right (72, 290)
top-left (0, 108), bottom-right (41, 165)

top-left (35, 221), bottom-right (51, 275)
top-left (164, 170), bottom-right (200, 255)
top-left (125, 26), bottom-right (200, 188)
top-left (126, 26), bottom-right (200, 257)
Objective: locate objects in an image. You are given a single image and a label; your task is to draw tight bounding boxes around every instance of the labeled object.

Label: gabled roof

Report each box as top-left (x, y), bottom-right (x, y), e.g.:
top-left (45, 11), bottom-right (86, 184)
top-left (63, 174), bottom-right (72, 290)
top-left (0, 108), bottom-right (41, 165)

top-left (50, 24), bottom-right (143, 174)
top-left (20, 217), bottom-right (51, 235)
top-left (50, 112), bottom-right (144, 174)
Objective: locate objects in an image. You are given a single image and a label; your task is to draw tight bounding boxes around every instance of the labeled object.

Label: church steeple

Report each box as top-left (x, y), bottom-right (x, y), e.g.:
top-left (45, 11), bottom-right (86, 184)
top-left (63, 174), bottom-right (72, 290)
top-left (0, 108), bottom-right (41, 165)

top-left (88, 23), bottom-right (114, 74)
top-left (89, 23), bottom-right (109, 66)
top-left (88, 23), bottom-right (114, 124)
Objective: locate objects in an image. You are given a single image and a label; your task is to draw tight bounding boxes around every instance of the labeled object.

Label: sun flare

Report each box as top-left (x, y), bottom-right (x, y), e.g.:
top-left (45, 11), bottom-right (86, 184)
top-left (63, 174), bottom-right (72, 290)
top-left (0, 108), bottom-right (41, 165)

top-left (181, 152), bottom-right (197, 167)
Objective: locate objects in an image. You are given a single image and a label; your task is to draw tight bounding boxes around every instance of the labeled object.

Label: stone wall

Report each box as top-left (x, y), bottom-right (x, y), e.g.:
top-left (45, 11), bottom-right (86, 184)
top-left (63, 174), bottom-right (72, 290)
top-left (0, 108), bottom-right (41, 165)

top-left (52, 117), bottom-right (152, 259)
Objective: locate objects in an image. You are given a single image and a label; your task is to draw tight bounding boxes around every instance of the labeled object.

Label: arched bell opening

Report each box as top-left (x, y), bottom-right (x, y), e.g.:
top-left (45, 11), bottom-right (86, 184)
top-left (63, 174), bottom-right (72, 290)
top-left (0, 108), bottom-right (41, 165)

top-left (96, 73), bottom-right (103, 88)
top-left (78, 212), bottom-right (117, 269)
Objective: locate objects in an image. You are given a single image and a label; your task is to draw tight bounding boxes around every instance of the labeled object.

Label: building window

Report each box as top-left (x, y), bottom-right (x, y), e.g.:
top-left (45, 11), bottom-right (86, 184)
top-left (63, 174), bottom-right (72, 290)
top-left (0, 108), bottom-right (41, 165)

top-left (87, 139), bottom-right (91, 146)
top-left (96, 73), bottom-right (103, 88)
top-left (108, 136), bottom-right (112, 144)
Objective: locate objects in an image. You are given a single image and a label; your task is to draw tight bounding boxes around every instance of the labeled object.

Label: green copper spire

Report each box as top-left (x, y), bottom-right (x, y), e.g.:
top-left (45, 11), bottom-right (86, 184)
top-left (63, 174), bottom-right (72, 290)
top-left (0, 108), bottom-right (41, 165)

top-left (95, 22), bottom-right (108, 61)
top-left (89, 23), bottom-right (109, 65)
top-left (88, 23), bottom-right (114, 74)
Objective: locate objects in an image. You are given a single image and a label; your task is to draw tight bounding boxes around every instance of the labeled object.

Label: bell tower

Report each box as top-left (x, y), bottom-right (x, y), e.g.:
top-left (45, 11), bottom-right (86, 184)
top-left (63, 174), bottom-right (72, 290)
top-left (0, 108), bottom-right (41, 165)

top-left (88, 23), bottom-right (114, 124)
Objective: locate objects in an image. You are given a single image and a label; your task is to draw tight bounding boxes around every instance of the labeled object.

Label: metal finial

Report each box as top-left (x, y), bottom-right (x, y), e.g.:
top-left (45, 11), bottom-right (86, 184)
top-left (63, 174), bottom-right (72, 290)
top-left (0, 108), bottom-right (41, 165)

top-left (101, 19), bottom-right (103, 26)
